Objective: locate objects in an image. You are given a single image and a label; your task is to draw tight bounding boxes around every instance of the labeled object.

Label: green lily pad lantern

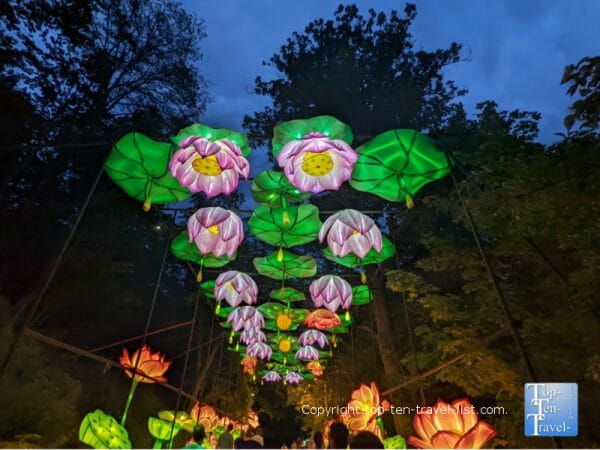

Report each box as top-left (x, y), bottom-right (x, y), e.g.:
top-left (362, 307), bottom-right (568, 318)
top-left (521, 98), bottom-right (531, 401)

top-left (254, 250), bottom-right (317, 280)
top-left (349, 129), bottom-right (450, 208)
top-left (158, 411), bottom-right (198, 434)
top-left (171, 231), bottom-right (236, 281)
top-left (148, 417), bottom-right (181, 449)
top-left (324, 235), bottom-right (396, 269)
top-left (105, 133), bottom-right (191, 211)
top-left (384, 435), bottom-right (407, 449)
top-left (171, 123), bottom-right (251, 157)
top-left (272, 115), bottom-right (353, 157)
top-left (248, 205), bottom-right (322, 251)
top-left (79, 410), bottom-right (132, 449)
top-left (352, 285), bottom-right (373, 306)
top-left (251, 170), bottom-right (311, 208)
top-left (258, 302), bottom-right (309, 331)
top-left (199, 280), bottom-right (216, 300)
top-left (269, 287), bottom-right (306, 303)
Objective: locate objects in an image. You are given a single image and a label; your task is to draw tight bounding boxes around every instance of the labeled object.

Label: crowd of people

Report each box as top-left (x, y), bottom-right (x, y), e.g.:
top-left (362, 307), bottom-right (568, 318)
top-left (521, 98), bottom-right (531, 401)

top-left (183, 421), bottom-right (384, 449)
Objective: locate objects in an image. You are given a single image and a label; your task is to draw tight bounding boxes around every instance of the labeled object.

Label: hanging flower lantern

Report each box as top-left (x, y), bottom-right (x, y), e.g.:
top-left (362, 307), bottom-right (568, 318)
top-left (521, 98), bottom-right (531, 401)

top-left (319, 209), bottom-right (383, 259)
top-left (246, 342), bottom-right (272, 360)
top-left (188, 207), bottom-right (244, 259)
top-left (310, 276), bottom-right (353, 316)
top-left (284, 372), bottom-right (304, 385)
top-left (119, 345), bottom-right (171, 384)
top-left (298, 330), bottom-right (329, 348)
top-left (307, 361), bottom-right (324, 377)
top-left (278, 336), bottom-right (293, 353)
top-left (277, 313), bottom-right (293, 330)
top-left (276, 132), bottom-right (358, 194)
top-left (214, 271), bottom-right (258, 312)
top-left (304, 309), bottom-right (342, 330)
top-left (226, 306), bottom-right (264, 331)
top-left (169, 135), bottom-right (250, 198)
top-left (190, 403), bottom-right (220, 433)
top-left (239, 329), bottom-right (267, 345)
top-left (241, 356), bottom-right (258, 375)
top-left (407, 398), bottom-right (497, 449)
top-left (295, 345), bottom-right (320, 361)
top-left (262, 370), bottom-right (282, 383)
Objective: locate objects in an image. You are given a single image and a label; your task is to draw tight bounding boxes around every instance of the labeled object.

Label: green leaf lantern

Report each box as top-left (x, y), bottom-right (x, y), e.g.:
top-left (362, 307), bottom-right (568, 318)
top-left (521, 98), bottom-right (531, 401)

top-left (171, 123), bottom-right (251, 157)
top-left (171, 231), bottom-right (236, 281)
top-left (352, 285), bottom-right (373, 305)
top-left (148, 417), bottom-right (181, 449)
top-left (199, 280), bottom-right (216, 300)
top-left (79, 410), bottom-right (132, 449)
top-left (323, 235), bottom-right (396, 268)
top-left (105, 133), bottom-right (191, 211)
top-left (349, 129), bottom-right (450, 208)
top-left (248, 205), bottom-right (322, 249)
top-left (269, 287), bottom-right (306, 303)
top-left (251, 170), bottom-right (311, 208)
top-left (158, 411), bottom-right (197, 434)
top-left (258, 302), bottom-right (309, 331)
top-left (253, 250), bottom-right (317, 280)
top-left (384, 435), bottom-right (407, 449)
top-left (272, 115), bottom-right (353, 157)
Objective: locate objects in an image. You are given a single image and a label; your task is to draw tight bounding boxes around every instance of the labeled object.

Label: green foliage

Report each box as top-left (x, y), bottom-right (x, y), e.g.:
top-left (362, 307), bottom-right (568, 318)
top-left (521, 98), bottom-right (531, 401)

top-left (561, 56), bottom-right (600, 134)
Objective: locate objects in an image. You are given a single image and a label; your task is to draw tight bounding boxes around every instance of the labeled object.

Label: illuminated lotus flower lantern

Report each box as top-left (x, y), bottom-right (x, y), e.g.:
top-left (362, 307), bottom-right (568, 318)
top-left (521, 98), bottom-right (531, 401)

top-left (246, 342), bottom-right (272, 360)
top-left (239, 329), bottom-right (267, 345)
top-left (340, 382), bottom-right (391, 441)
top-left (295, 345), bottom-right (319, 361)
top-left (273, 116), bottom-right (357, 194)
top-left (307, 361), bottom-right (324, 377)
top-left (190, 403), bottom-right (220, 433)
top-left (304, 309), bottom-right (342, 330)
top-left (310, 275), bottom-right (353, 320)
top-left (298, 329), bottom-right (329, 348)
top-left (248, 411), bottom-right (260, 429)
top-left (169, 135), bottom-right (250, 198)
top-left (214, 271), bottom-right (258, 313)
top-left (187, 207), bottom-right (243, 258)
top-left (262, 370), bottom-right (282, 383)
top-left (226, 306), bottom-right (264, 331)
top-left (284, 371), bottom-right (304, 385)
top-left (242, 356), bottom-right (258, 375)
top-left (407, 398), bottom-right (496, 449)
top-left (319, 210), bottom-right (382, 259)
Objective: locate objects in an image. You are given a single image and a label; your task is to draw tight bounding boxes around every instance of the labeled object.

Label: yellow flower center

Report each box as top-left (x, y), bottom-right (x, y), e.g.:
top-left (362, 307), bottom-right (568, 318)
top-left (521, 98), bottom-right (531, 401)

top-left (302, 151), bottom-right (334, 176)
top-left (352, 230), bottom-right (359, 235)
top-left (277, 313), bottom-right (292, 330)
top-left (192, 154), bottom-right (222, 176)
top-left (279, 339), bottom-right (291, 353)
top-left (208, 225), bottom-right (220, 235)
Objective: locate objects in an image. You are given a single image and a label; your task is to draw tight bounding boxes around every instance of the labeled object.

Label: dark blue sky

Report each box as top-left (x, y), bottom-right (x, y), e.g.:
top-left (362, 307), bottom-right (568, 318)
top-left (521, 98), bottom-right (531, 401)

top-left (181, 0), bottom-right (598, 144)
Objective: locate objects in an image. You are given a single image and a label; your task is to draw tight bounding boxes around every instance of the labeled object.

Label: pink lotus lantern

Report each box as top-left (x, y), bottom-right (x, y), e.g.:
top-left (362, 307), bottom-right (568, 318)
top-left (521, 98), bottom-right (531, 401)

top-left (284, 372), bottom-right (304, 385)
top-left (188, 207), bottom-right (244, 258)
top-left (226, 306), bottom-right (264, 331)
top-left (215, 271), bottom-right (258, 307)
top-left (262, 370), bottom-right (281, 383)
top-left (298, 330), bottom-right (329, 348)
top-left (319, 209), bottom-right (383, 258)
top-left (246, 342), bottom-right (272, 360)
top-left (239, 329), bottom-right (267, 345)
top-left (170, 136), bottom-right (250, 198)
top-left (295, 345), bottom-right (320, 361)
top-left (277, 132), bottom-right (358, 194)
top-left (310, 275), bottom-right (353, 313)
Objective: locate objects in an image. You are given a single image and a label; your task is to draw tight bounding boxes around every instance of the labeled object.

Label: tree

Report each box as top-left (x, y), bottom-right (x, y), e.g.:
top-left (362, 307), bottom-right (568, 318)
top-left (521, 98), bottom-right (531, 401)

top-left (561, 55), bottom-right (600, 135)
top-left (243, 3), bottom-right (466, 146)
top-left (0, 0), bottom-right (210, 204)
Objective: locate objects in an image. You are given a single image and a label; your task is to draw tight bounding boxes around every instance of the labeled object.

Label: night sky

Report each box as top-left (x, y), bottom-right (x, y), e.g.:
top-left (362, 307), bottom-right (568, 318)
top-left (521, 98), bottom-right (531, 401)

top-left (180, 0), bottom-right (598, 144)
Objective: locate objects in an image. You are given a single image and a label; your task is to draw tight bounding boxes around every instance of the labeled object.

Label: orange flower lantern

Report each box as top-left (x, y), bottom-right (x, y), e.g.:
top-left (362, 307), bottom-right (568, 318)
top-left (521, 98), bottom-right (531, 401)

top-left (119, 344), bottom-right (171, 384)
top-left (190, 403), bottom-right (220, 432)
top-left (242, 356), bottom-right (258, 375)
top-left (339, 382), bottom-right (390, 441)
top-left (407, 398), bottom-right (497, 449)
top-left (304, 308), bottom-right (341, 330)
